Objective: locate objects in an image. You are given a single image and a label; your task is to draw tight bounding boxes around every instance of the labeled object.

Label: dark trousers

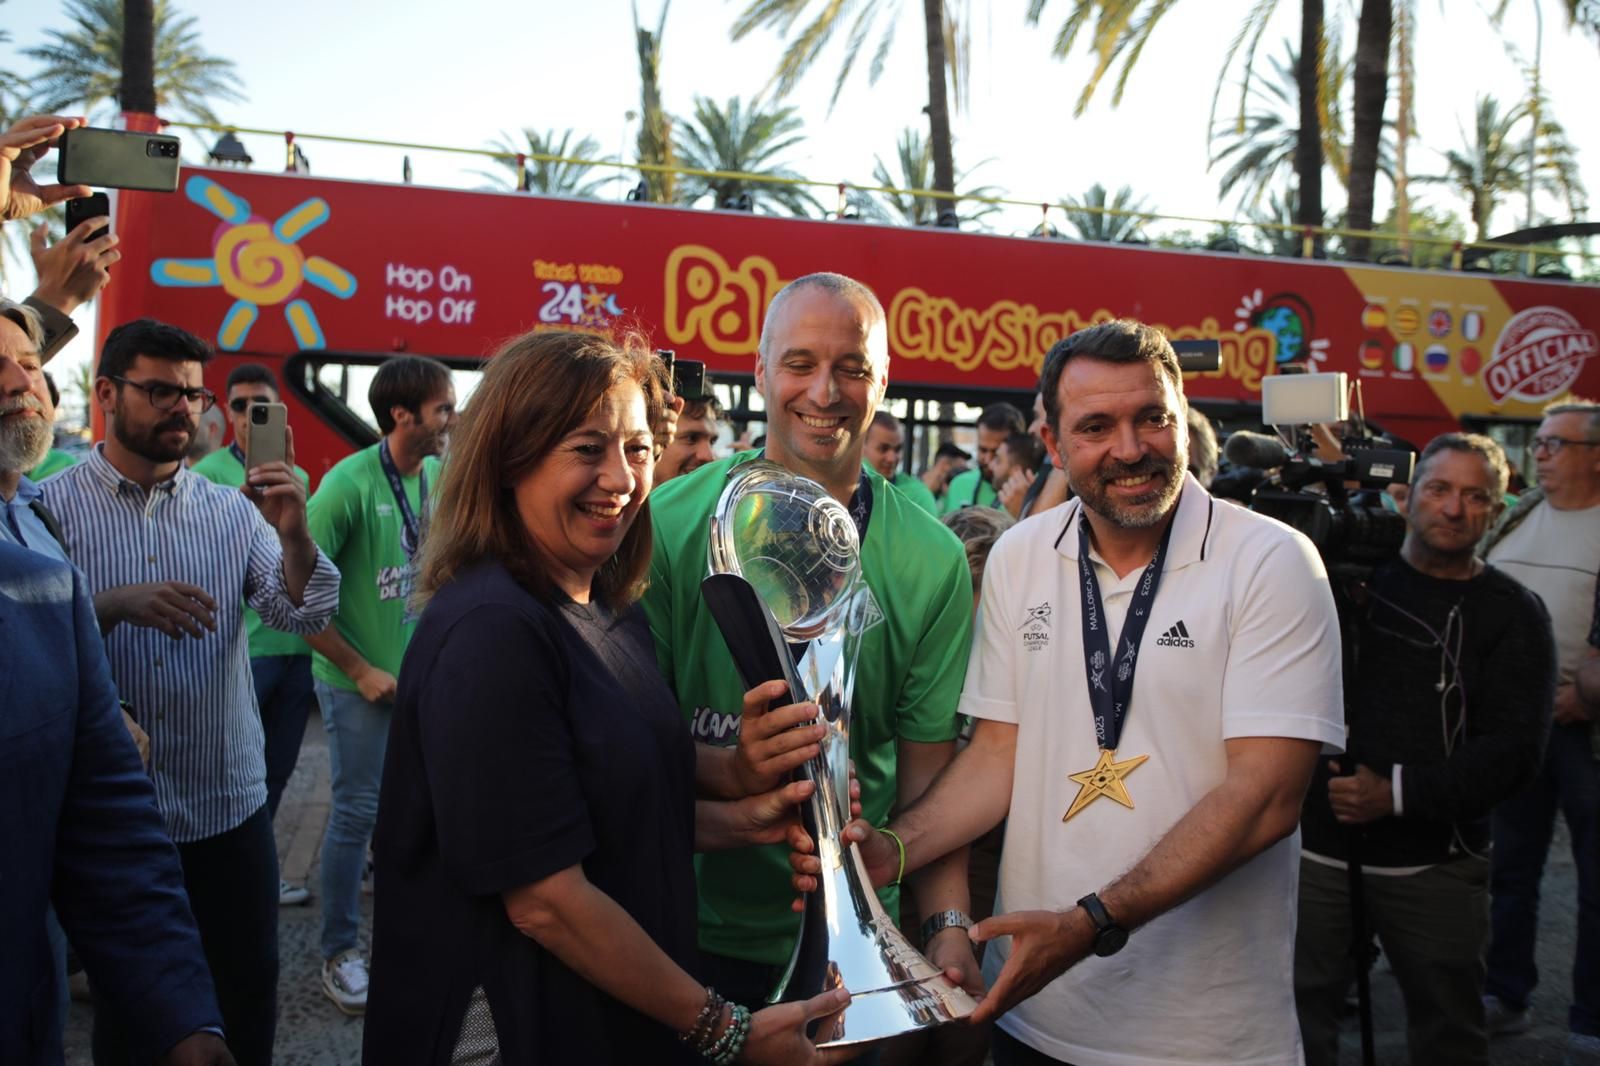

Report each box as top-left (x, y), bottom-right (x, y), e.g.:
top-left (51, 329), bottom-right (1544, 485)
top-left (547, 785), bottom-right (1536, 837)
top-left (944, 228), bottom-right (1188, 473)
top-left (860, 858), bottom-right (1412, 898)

top-left (1294, 855), bottom-right (1490, 1066)
top-left (993, 1028), bottom-right (1074, 1065)
top-left (250, 654), bottom-right (314, 819)
top-left (92, 805), bottom-right (279, 1066)
top-left (1485, 721), bottom-right (1600, 1036)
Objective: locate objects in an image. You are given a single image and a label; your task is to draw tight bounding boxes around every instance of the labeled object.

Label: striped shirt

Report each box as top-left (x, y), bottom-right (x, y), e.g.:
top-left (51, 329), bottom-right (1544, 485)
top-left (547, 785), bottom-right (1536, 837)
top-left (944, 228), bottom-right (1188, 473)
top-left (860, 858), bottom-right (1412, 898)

top-left (41, 445), bottom-right (341, 841)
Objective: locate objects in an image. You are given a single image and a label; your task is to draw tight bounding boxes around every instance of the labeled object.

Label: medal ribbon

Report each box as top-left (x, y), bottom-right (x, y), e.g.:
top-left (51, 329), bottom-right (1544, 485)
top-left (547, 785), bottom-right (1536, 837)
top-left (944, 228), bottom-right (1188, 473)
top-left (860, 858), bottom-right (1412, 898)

top-left (1076, 508), bottom-right (1177, 752)
top-left (379, 438), bottom-right (428, 561)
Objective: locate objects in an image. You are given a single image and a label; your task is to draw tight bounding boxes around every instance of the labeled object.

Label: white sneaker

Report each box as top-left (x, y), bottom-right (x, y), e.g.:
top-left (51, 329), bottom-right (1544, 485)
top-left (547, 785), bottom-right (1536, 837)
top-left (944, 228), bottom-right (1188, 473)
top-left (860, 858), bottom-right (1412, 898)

top-left (322, 949), bottom-right (369, 1015)
top-left (278, 879), bottom-right (310, 906)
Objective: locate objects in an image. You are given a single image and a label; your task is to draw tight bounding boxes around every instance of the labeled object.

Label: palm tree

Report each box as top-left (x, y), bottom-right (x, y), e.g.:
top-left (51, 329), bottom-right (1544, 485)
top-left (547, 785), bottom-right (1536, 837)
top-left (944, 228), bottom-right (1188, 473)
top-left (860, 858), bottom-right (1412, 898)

top-left (1418, 96), bottom-right (1530, 242)
top-left (1246, 188), bottom-right (1308, 256)
top-left (477, 130), bottom-right (614, 197)
top-left (864, 128), bottom-right (1002, 227)
top-left (673, 96), bottom-right (822, 217)
top-left (1420, 95), bottom-right (1585, 241)
top-left (1060, 183), bottom-right (1152, 242)
top-left (729, 0), bottom-right (967, 200)
top-left (634, 2), bottom-right (676, 204)
top-left (1209, 38), bottom-right (1359, 214)
top-left (24, 0), bottom-right (243, 125)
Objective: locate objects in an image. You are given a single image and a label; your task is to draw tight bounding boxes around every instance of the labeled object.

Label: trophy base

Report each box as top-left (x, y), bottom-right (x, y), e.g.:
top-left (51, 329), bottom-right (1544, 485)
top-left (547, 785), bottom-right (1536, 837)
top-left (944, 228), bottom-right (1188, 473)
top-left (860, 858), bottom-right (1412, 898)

top-left (810, 973), bottom-right (979, 1049)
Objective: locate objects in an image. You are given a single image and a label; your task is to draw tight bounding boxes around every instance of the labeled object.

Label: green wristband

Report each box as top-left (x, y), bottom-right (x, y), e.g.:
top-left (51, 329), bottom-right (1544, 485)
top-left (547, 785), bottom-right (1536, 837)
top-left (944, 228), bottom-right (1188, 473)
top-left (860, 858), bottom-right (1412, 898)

top-left (879, 826), bottom-right (907, 886)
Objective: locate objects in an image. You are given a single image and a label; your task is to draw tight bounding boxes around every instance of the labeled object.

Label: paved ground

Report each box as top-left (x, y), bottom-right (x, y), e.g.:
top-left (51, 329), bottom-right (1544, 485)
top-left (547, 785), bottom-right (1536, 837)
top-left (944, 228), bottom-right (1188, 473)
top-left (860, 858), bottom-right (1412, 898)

top-left (65, 714), bottom-right (1587, 1064)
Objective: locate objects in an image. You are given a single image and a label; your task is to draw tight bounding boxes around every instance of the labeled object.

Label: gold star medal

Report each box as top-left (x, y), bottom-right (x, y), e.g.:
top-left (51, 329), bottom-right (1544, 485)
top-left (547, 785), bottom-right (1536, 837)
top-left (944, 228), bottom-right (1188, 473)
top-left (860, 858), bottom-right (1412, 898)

top-left (1062, 749), bottom-right (1151, 822)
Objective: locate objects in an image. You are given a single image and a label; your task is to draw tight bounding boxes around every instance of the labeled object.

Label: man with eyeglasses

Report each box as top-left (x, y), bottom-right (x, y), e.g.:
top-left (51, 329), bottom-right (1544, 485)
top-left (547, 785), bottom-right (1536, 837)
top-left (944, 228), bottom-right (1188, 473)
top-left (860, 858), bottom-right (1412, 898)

top-left (41, 318), bottom-right (341, 1066)
top-left (1293, 432), bottom-right (1556, 1066)
top-left (1479, 401), bottom-right (1600, 1062)
top-left (192, 364), bottom-right (316, 907)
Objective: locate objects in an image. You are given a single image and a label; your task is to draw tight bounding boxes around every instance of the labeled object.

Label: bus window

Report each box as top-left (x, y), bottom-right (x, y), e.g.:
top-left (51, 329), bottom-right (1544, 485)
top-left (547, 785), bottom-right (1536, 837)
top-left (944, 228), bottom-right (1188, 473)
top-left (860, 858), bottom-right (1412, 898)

top-left (289, 352), bottom-right (484, 448)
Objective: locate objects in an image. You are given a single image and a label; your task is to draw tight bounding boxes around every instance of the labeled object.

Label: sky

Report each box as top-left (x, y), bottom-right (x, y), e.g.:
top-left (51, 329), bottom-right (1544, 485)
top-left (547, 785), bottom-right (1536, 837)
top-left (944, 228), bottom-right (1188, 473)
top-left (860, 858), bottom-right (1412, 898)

top-left (3, 0), bottom-right (1597, 402)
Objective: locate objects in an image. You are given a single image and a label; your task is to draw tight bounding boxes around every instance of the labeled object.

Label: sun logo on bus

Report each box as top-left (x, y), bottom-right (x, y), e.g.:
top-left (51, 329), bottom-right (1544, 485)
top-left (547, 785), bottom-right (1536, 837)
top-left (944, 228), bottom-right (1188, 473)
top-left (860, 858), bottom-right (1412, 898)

top-left (149, 175), bottom-right (358, 351)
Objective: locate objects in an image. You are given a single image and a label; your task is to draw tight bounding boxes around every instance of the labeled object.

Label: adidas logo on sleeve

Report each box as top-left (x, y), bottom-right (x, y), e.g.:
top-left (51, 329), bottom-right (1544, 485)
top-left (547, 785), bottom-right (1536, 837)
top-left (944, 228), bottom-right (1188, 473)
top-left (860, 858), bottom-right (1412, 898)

top-left (1155, 619), bottom-right (1196, 648)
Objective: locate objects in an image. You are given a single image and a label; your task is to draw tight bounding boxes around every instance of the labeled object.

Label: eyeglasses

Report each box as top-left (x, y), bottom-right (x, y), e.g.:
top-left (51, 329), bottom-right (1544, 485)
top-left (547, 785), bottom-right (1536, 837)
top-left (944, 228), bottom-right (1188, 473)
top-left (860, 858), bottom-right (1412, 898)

top-left (1530, 435), bottom-right (1600, 457)
top-left (110, 376), bottom-right (217, 412)
top-left (228, 396), bottom-right (273, 413)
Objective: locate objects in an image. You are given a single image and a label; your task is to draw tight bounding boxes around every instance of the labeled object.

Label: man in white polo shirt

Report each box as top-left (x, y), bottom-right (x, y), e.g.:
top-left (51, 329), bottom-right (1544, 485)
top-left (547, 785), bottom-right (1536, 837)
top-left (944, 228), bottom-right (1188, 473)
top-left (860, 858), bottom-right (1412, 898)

top-left (798, 319), bottom-right (1345, 1065)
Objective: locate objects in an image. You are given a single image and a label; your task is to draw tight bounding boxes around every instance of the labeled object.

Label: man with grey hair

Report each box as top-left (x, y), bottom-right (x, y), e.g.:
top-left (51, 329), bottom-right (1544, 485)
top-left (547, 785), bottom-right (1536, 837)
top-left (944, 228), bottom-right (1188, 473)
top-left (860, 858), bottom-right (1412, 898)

top-left (1294, 431), bottom-right (1556, 1066)
top-left (1480, 400), bottom-right (1600, 1061)
top-left (0, 298), bottom-right (70, 564)
top-left (642, 271), bottom-right (981, 1017)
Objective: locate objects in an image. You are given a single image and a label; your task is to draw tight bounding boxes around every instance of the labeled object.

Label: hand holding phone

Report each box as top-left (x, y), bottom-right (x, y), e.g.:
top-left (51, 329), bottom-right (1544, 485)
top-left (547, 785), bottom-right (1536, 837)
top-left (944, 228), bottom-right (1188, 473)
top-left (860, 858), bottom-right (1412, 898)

top-left (1, 114), bottom-right (94, 222)
top-left (246, 402), bottom-right (289, 470)
top-left (31, 194), bottom-right (120, 315)
top-left (56, 127), bottom-right (182, 193)
top-left (64, 192), bottom-right (110, 242)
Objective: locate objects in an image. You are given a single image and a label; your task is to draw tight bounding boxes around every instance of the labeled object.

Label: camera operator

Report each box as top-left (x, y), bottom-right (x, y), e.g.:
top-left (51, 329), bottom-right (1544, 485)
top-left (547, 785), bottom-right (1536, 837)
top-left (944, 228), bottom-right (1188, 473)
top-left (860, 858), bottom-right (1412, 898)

top-left (1293, 432), bottom-right (1557, 1066)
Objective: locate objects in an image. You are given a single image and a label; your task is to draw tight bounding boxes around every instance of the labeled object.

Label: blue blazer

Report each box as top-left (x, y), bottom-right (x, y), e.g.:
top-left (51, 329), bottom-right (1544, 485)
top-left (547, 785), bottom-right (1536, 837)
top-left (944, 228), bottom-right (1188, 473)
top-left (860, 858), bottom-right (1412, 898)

top-left (0, 542), bottom-right (221, 1065)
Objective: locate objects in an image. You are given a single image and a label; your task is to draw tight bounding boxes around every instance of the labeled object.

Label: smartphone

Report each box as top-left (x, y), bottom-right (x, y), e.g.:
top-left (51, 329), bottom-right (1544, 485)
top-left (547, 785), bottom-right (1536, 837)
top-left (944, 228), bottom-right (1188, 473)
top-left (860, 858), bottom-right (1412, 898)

top-left (64, 193), bottom-right (111, 241)
top-left (57, 127), bottom-right (182, 193)
top-left (654, 348), bottom-right (677, 391)
top-left (675, 359), bottom-right (708, 400)
top-left (246, 402), bottom-right (288, 469)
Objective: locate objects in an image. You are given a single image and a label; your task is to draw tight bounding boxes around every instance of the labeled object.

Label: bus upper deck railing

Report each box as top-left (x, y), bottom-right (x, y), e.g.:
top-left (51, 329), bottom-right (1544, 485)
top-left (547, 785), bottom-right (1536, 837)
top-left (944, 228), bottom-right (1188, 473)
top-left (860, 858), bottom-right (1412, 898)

top-left (159, 120), bottom-right (1596, 281)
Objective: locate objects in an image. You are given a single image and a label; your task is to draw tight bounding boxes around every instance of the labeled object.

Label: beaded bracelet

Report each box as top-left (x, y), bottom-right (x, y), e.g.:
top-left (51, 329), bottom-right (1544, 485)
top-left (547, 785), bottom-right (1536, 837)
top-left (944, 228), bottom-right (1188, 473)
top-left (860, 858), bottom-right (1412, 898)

top-left (879, 826), bottom-right (907, 886)
top-left (680, 986), bottom-right (725, 1050)
top-left (707, 1003), bottom-right (752, 1065)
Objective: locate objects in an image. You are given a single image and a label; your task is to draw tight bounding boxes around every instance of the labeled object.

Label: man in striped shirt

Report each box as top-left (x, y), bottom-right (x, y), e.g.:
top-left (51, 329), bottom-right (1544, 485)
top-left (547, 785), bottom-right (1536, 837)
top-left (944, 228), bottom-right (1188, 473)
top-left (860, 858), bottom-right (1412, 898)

top-left (42, 318), bottom-right (340, 1066)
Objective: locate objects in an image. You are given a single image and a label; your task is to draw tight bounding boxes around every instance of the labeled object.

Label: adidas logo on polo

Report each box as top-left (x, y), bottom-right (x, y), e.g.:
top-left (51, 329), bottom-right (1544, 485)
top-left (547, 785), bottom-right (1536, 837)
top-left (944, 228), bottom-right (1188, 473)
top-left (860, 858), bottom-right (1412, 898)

top-left (1156, 620), bottom-right (1196, 648)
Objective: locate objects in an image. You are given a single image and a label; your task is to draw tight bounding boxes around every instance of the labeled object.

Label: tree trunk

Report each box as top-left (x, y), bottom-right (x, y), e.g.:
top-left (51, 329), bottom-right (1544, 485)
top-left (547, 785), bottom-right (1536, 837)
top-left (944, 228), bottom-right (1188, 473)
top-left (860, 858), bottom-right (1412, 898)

top-left (1345, 0), bottom-right (1392, 261)
top-left (1394, 0), bottom-right (1413, 254)
top-left (121, 0), bottom-right (157, 114)
top-left (1294, 0), bottom-right (1325, 246)
top-left (922, 0), bottom-right (957, 219)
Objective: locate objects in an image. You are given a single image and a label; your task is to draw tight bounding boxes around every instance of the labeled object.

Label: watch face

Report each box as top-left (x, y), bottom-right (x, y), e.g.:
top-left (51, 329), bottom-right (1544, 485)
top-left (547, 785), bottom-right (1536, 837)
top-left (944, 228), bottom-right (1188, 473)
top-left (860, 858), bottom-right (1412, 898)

top-left (1094, 926), bottom-right (1129, 957)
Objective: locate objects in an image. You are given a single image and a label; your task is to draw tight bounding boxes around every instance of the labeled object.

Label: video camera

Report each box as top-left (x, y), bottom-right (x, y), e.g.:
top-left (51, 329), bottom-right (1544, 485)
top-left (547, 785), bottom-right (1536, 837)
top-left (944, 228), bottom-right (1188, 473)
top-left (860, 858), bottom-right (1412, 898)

top-left (1223, 373), bottom-right (1414, 579)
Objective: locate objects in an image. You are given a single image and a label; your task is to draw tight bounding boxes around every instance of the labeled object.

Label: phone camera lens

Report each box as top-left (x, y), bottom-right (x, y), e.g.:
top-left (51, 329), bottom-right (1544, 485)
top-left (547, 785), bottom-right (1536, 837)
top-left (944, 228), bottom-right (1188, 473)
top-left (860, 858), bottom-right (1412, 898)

top-left (251, 406), bottom-right (268, 425)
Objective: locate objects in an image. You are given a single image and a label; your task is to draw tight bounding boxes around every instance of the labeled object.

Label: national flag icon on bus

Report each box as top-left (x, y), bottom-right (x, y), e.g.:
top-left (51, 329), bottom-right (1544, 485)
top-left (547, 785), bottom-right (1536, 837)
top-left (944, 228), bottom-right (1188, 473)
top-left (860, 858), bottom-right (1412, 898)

top-left (1393, 343), bottom-right (1415, 372)
top-left (1360, 341), bottom-right (1386, 370)
top-left (1428, 310), bottom-right (1452, 337)
top-left (1461, 311), bottom-right (1485, 341)
top-left (1424, 344), bottom-right (1451, 373)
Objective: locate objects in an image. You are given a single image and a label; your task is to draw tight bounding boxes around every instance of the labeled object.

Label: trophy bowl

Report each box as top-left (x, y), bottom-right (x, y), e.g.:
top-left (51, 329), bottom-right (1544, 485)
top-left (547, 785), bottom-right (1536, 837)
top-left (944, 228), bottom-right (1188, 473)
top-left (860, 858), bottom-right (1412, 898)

top-left (702, 460), bottom-right (978, 1048)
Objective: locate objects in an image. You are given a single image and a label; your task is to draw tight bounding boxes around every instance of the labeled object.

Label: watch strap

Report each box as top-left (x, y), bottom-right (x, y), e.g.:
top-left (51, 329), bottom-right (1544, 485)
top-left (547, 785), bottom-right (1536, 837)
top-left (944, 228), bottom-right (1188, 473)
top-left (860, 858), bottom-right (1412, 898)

top-left (1077, 892), bottom-right (1114, 932)
top-left (920, 908), bottom-right (974, 944)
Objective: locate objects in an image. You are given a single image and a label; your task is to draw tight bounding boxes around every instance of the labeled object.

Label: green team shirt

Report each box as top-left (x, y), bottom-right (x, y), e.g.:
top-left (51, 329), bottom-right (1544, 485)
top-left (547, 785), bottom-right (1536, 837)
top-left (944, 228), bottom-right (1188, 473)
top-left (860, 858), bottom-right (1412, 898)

top-left (192, 445), bottom-right (314, 659)
top-left (28, 448), bottom-right (78, 481)
top-left (307, 443), bottom-right (440, 691)
top-left (890, 470), bottom-right (939, 516)
top-left (939, 467), bottom-right (997, 514)
top-left (642, 452), bottom-right (972, 966)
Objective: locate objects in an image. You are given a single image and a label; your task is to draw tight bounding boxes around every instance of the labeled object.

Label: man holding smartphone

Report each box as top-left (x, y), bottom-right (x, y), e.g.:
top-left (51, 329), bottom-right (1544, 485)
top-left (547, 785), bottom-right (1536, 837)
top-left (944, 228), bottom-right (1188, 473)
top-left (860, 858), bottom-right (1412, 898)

top-left (192, 364), bottom-right (316, 907)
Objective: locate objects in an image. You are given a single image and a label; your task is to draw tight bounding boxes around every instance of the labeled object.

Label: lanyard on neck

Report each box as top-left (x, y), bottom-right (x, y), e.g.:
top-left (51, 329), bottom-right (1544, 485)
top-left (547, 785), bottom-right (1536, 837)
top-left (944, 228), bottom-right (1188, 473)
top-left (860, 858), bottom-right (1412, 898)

top-left (379, 438), bottom-right (428, 561)
top-left (1076, 508), bottom-right (1177, 751)
top-left (229, 442), bottom-right (247, 467)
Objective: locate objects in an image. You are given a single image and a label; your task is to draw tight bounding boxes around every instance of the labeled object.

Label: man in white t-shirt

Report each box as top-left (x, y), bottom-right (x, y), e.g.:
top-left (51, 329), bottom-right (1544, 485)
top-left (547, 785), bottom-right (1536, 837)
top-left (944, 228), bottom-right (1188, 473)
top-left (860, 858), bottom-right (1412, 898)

top-left (1480, 400), bottom-right (1600, 1060)
top-left (795, 319), bottom-right (1345, 1065)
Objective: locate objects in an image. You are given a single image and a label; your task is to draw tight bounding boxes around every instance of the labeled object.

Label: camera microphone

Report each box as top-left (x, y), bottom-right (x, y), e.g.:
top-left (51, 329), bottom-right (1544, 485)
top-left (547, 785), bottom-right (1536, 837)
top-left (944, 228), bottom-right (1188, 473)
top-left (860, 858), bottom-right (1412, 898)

top-left (1223, 430), bottom-right (1294, 470)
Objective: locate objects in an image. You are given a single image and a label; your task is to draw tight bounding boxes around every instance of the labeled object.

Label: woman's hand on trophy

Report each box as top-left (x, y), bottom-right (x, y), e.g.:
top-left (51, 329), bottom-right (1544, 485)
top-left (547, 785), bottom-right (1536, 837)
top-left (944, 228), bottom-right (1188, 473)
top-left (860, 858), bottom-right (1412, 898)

top-left (732, 680), bottom-right (827, 796)
top-left (745, 987), bottom-right (857, 1065)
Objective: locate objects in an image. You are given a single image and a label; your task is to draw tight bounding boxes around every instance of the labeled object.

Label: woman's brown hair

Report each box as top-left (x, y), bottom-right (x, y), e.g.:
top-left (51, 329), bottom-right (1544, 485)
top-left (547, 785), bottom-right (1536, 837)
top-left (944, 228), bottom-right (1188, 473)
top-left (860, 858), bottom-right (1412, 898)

top-left (413, 329), bottom-right (666, 612)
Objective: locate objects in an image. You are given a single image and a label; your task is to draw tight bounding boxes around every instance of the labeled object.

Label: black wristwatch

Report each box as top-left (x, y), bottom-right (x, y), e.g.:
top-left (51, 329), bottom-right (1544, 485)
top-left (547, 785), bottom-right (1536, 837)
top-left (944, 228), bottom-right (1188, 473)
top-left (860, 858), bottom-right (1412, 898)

top-left (1077, 893), bottom-right (1129, 957)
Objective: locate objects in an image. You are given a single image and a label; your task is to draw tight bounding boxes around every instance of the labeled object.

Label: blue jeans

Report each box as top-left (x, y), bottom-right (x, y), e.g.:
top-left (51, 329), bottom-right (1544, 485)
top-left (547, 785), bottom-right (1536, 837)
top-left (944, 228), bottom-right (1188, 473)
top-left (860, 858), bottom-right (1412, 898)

top-left (1486, 721), bottom-right (1600, 1036)
top-left (250, 654), bottom-right (315, 818)
top-left (315, 680), bottom-right (390, 960)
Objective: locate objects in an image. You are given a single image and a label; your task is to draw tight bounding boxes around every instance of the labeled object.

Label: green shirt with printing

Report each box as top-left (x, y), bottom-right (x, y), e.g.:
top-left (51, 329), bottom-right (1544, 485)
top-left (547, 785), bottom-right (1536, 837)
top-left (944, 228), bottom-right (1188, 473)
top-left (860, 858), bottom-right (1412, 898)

top-left (192, 445), bottom-right (314, 659)
top-left (642, 452), bottom-right (972, 967)
top-left (939, 467), bottom-right (996, 514)
top-left (307, 443), bottom-right (440, 691)
top-left (890, 470), bottom-right (939, 516)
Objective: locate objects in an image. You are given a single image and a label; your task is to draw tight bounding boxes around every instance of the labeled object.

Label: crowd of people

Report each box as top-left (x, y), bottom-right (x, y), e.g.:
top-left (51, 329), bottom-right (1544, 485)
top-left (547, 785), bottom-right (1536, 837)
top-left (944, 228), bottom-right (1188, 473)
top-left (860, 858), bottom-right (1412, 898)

top-left (4, 113), bottom-right (1599, 1066)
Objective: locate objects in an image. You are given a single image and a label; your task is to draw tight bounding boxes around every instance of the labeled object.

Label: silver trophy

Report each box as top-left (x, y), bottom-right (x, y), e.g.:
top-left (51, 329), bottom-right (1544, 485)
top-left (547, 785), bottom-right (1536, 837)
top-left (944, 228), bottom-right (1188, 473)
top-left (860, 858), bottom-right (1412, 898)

top-left (701, 460), bottom-right (977, 1048)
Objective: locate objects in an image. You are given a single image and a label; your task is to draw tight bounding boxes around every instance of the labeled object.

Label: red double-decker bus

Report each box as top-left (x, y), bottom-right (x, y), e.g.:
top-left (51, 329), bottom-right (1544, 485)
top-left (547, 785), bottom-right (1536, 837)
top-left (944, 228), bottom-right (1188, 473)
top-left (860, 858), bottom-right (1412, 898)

top-left (99, 164), bottom-right (1600, 483)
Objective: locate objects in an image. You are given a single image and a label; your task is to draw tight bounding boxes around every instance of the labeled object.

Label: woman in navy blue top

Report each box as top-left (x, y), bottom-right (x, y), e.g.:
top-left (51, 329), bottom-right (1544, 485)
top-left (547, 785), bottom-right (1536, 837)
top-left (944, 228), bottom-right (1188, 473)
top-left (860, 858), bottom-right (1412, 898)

top-left (363, 331), bottom-right (851, 1066)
